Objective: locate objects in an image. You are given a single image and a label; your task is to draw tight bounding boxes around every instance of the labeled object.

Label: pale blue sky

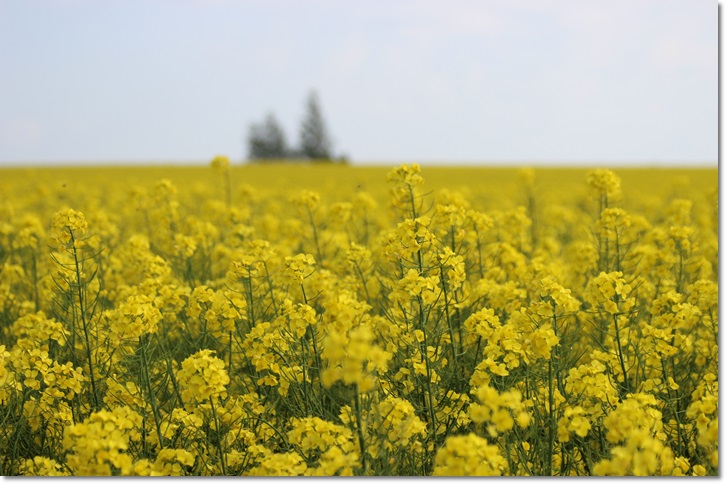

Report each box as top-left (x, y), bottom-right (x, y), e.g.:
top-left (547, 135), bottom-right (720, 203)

top-left (0, 0), bottom-right (717, 166)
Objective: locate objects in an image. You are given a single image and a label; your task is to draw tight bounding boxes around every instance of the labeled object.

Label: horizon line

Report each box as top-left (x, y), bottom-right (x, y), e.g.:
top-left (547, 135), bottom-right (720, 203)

top-left (0, 159), bottom-right (718, 169)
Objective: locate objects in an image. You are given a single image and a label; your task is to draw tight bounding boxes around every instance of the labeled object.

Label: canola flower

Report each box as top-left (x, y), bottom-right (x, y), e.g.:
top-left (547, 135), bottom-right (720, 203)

top-left (176, 349), bottom-right (230, 407)
top-left (0, 162), bottom-right (717, 476)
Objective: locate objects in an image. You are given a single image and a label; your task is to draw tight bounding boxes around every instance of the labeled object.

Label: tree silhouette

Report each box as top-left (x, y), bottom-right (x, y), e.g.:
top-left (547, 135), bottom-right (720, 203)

top-left (299, 90), bottom-right (333, 160)
top-left (247, 113), bottom-right (289, 160)
top-left (246, 91), bottom-right (346, 163)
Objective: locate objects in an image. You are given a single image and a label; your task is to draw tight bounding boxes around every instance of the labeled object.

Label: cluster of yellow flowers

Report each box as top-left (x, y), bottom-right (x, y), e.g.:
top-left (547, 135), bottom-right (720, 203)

top-left (0, 162), bottom-right (716, 475)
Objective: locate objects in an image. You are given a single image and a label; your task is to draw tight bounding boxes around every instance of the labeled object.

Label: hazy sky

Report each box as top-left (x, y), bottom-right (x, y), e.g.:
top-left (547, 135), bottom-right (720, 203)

top-left (0, 0), bottom-right (717, 166)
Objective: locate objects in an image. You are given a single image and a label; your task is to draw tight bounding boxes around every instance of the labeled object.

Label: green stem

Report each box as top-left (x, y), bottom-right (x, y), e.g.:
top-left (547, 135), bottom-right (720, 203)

top-left (69, 230), bottom-right (100, 412)
top-left (30, 250), bottom-right (40, 311)
top-left (209, 397), bottom-right (228, 476)
top-left (353, 262), bottom-right (372, 307)
top-left (139, 335), bottom-right (164, 449)
top-left (307, 206), bottom-right (324, 269)
top-left (418, 295), bottom-right (438, 453)
top-left (612, 313), bottom-right (630, 397)
top-left (353, 388), bottom-right (368, 475)
top-left (547, 359), bottom-right (555, 476)
top-left (264, 262), bottom-right (278, 315)
top-left (440, 270), bottom-right (458, 375)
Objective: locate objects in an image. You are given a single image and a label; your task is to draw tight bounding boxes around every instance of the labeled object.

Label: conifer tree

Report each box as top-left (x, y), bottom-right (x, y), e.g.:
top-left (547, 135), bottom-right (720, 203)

top-left (299, 90), bottom-right (333, 160)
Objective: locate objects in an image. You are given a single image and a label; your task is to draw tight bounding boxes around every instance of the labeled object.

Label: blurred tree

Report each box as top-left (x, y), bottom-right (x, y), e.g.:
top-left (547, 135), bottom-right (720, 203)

top-left (247, 113), bottom-right (289, 160)
top-left (299, 90), bottom-right (333, 160)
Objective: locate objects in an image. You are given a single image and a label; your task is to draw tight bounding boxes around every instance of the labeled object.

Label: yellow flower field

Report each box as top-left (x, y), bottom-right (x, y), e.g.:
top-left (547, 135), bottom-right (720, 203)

top-left (0, 161), bottom-right (717, 476)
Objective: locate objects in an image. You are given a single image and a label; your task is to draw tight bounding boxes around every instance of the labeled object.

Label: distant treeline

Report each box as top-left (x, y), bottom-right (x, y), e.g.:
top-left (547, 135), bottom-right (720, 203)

top-left (246, 91), bottom-right (348, 164)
